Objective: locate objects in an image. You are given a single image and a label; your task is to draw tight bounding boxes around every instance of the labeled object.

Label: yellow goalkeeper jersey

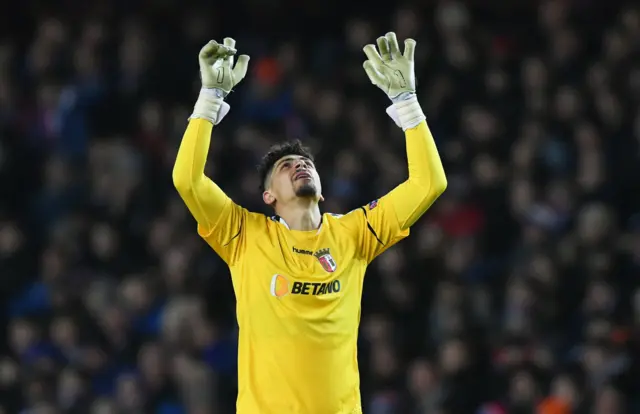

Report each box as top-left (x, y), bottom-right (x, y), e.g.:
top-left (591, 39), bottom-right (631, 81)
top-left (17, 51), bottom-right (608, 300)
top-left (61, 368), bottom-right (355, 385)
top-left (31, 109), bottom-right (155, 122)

top-left (173, 119), bottom-right (446, 414)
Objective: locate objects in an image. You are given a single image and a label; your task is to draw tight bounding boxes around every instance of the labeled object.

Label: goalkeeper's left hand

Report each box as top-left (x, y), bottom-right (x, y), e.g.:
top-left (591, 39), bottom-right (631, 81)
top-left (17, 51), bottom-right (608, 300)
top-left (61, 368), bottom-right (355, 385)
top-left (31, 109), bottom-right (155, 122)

top-left (362, 32), bottom-right (426, 130)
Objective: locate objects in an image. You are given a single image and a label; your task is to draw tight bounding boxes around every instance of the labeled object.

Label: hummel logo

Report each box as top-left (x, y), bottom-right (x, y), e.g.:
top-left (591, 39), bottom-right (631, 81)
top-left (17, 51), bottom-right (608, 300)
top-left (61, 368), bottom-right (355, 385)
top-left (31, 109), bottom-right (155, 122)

top-left (292, 247), bottom-right (313, 256)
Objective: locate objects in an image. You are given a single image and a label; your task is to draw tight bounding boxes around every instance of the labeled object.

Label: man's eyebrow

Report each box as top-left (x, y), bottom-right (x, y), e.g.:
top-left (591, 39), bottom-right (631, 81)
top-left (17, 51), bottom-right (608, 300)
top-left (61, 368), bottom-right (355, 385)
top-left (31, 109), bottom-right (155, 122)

top-left (275, 156), bottom-right (312, 169)
top-left (277, 157), bottom-right (296, 165)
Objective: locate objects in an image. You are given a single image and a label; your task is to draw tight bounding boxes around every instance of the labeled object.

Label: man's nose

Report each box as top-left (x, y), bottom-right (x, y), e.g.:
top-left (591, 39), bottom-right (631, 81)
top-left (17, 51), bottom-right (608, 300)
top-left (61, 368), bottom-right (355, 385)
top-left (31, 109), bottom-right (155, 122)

top-left (294, 160), bottom-right (305, 170)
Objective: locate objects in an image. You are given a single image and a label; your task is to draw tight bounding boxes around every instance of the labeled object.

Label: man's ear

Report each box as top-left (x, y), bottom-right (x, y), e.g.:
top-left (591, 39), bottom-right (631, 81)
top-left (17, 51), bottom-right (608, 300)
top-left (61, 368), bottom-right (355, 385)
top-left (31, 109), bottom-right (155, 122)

top-left (263, 190), bottom-right (276, 206)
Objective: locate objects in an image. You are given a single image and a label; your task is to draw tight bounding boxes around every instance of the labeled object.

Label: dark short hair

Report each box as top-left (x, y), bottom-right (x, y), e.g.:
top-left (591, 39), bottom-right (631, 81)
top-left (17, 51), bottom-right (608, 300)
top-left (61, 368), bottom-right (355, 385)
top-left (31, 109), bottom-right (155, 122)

top-left (257, 139), bottom-right (315, 192)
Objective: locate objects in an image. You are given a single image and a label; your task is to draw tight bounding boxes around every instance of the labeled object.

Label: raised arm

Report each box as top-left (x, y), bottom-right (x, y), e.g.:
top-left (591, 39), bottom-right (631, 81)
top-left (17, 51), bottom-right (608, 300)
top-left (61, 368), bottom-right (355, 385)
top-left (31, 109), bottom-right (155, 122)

top-left (172, 38), bottom-right (250, 264)
top-left (173, 119), bottom-right (230, 233)
top-left (385, 108), bottom-right (447, 229)
top-left (354, 32), bottom-right (447, 262)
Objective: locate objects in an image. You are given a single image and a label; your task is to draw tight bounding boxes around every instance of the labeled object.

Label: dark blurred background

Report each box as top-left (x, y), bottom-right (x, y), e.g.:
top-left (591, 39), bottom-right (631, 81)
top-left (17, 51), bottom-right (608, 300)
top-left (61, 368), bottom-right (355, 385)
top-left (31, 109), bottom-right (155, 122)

top-left (1, 0), bottom-right (639, 413)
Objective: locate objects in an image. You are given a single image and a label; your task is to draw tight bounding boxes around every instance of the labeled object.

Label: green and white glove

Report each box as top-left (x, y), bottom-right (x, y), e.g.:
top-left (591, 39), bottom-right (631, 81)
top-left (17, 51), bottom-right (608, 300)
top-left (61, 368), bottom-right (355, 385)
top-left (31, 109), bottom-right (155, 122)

top-left (190, 38), bottom-right (250, 124)
top-left (363, 32), bottom-right (425, 131)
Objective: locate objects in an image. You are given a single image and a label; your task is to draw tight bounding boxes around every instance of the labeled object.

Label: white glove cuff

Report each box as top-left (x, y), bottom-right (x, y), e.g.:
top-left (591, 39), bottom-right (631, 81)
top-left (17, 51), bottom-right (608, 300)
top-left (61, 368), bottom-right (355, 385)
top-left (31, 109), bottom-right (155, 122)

top-left (189, 88), bottom-right (230, 125)
top-left (386, 93), bottom-right (426, 131)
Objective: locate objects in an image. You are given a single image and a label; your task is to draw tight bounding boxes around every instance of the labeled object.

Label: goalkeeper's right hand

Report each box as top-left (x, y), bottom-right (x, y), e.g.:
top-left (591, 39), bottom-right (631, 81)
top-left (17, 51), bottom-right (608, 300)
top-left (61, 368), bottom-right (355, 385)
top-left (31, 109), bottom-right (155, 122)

top-left (191, 38), bottom-right (250, 125)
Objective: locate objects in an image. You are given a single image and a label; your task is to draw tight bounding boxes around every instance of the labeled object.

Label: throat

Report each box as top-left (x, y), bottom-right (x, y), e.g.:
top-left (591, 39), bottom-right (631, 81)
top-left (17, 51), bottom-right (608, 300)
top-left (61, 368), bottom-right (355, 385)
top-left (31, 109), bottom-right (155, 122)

top-left (275, 206), bottom-right (322, 231)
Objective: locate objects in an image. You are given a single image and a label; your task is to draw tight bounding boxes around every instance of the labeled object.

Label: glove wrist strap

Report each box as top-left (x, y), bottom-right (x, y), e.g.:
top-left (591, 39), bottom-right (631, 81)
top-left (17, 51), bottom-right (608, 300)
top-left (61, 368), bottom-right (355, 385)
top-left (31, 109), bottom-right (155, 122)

top-left (386, 93), bottom-right (426, 130)
top-left (390, 91), bottom-right (415, 103)
top-left (189, 88), bottom-right (230, 124)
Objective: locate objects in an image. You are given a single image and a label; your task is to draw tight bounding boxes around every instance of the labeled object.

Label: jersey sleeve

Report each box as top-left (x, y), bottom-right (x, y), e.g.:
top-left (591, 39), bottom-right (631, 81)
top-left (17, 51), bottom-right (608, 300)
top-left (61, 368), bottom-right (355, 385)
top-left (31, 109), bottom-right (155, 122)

top-left (195, 191), bottom-right (247, 265)
top-left (173, 118), bottom-right (246, 265)
top-left (355, 195), bottom-right (410, 263)
top-left (349, 121), bottom-right (448, 264)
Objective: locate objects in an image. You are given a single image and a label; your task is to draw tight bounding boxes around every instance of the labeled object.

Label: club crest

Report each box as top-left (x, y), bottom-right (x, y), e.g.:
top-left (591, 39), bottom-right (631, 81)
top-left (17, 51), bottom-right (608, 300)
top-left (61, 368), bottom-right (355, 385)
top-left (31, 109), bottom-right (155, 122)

top-left (314, 248), bottom-right (337, 273)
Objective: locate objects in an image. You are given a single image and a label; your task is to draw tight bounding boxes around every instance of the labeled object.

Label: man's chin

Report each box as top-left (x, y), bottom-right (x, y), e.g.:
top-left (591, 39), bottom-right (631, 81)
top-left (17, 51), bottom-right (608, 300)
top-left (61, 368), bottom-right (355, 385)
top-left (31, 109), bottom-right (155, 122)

top-left (295, 183), bottom-right (318, 199)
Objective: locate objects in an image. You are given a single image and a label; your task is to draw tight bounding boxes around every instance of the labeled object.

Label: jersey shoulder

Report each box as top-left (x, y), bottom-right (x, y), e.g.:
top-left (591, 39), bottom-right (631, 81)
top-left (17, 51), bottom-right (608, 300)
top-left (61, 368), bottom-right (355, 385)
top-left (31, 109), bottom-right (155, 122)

top-left (244, 211), bottom-right (310, 235)
top-left (243, 211), bottom-right (279, 232)
top-left (325, 208), bottom-right (365, 220)
top-left (323, 210), bottom-right (364, 230)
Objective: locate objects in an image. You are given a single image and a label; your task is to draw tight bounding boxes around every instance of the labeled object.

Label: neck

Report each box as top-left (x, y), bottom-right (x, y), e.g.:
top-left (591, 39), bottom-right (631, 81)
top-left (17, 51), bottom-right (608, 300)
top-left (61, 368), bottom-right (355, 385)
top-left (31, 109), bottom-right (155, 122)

top-left (275, 199), bottom-right (322, 231)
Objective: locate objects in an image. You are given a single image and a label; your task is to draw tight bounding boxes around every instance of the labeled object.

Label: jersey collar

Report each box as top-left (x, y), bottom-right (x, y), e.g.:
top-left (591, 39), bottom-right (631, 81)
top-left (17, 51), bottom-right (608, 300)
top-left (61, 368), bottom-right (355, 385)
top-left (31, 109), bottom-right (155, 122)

top-left (271, 215), bottom-right (323, 234)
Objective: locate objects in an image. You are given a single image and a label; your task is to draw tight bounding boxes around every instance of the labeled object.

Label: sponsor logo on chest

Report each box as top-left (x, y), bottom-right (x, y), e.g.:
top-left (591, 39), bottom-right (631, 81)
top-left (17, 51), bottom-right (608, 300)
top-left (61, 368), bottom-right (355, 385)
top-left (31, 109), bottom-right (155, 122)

top-left (270, 274), bottom-right (341, 298)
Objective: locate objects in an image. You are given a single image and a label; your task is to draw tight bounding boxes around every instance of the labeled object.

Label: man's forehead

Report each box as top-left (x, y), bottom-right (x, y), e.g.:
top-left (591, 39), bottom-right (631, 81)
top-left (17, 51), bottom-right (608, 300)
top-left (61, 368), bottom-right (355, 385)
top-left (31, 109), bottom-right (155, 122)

top-left (273, 154), bottom-right (311, 167)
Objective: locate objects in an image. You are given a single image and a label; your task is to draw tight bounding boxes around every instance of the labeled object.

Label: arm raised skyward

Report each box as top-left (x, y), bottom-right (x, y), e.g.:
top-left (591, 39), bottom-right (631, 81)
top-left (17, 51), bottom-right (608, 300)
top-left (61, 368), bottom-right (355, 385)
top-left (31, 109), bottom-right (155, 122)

top-left (172, 38), bottom-right (250, 265)
top-left (172, 118), bottom-right (232, 234)
top-left (361, 32), bottom-right (447, 230)
top-left (387, 116), bottom-right (447, 230)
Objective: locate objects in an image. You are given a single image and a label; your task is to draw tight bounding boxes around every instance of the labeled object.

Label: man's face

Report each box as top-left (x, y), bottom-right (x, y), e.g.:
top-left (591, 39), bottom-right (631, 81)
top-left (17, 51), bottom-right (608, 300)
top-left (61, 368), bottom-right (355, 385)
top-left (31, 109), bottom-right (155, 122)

top-left (263, 155), bottom-right (322, 206)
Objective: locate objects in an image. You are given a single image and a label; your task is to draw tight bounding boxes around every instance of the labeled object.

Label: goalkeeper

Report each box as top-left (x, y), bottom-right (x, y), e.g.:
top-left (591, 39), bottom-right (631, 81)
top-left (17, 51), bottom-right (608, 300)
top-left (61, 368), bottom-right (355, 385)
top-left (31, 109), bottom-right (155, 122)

top-left (173, 34), bottom-right (446, 414)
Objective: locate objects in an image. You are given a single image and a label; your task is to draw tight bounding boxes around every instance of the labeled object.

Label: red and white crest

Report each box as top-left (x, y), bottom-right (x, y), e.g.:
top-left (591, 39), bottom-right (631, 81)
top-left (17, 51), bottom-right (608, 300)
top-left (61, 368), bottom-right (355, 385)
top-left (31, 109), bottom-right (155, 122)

top-left (314, 248), bottom-right (337, 273)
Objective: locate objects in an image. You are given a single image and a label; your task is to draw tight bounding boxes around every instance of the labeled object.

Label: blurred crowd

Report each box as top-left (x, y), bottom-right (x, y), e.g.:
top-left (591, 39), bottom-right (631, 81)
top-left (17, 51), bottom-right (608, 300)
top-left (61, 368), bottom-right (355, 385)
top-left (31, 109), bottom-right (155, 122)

top-left (1, 0), bottom-right (640, 413)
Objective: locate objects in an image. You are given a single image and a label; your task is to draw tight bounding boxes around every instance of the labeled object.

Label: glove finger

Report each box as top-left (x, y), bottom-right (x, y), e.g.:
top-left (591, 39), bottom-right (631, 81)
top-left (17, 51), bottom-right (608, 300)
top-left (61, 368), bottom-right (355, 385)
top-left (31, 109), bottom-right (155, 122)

top-left (217, 45), bottom-right (237, 57)
top-left (363, 60), bottom-right (385, 87)
top-left (386, 32), bottom-right (401, 59)
top-left (199, 40), bottom-right (219, 61)
top-left (363, 44), bottom-right (383, 65)
top-left (223, 38), bottom-right (237, 66)
top-left (403, 38), bottom-right (417, 62)
top-left (233, 54), bottom-right (251, 83)
top-left (376, 36), bottom-right (391, 61)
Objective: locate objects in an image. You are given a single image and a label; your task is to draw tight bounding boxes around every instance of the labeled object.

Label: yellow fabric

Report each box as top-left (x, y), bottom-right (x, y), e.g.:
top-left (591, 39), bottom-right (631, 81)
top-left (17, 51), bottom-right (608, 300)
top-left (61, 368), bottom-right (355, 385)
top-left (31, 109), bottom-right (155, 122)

top-left (172, 118), bottom-right (446, 413)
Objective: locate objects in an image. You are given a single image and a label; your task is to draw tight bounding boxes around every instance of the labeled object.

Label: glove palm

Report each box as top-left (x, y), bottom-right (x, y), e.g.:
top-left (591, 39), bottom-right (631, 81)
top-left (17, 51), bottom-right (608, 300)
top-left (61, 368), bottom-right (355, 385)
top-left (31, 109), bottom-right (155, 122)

top-left (362, 32), bottom-right (417, 100)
